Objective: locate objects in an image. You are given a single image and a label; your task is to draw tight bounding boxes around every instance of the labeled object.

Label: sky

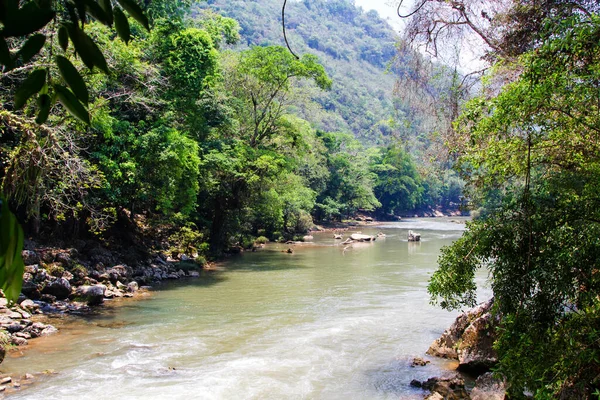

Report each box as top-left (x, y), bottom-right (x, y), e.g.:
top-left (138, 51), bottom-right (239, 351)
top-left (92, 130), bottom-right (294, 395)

top-left (353, 0), bottom-right (408, 31)
top-left (353, 0), bottom-right (487, 70)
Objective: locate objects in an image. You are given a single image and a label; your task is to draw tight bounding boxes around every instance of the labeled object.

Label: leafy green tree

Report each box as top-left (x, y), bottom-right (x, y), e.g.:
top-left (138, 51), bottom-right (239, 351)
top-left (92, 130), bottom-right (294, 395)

top-left (223, 45), bottom-right (331, 148)
top-left (314, 132), bottom-right (379, 220)
top-left (372, 145), bottom-right (422, 215)
top-left (429, 13), bottom-right (600, 398)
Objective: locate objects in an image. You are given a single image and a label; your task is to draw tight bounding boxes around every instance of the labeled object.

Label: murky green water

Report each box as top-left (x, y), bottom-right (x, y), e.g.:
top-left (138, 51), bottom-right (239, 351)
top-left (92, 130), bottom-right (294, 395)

top-left (4, 218), bottom-right (485, 399)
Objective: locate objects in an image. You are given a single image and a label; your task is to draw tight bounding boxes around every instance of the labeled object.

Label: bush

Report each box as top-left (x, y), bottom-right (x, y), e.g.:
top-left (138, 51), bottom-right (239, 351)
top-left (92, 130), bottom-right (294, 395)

top-left (255, 236), bottom-right (269, 244)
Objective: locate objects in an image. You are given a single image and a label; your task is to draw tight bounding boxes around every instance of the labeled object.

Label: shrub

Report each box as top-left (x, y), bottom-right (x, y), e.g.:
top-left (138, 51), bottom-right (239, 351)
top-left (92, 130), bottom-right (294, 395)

top-left (255, 236), bottom-right (269, 244)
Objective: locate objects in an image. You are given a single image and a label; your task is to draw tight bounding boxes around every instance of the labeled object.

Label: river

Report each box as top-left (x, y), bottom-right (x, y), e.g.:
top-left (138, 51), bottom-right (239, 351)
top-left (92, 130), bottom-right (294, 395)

top-left (3, 218), bottom-right (484, 399)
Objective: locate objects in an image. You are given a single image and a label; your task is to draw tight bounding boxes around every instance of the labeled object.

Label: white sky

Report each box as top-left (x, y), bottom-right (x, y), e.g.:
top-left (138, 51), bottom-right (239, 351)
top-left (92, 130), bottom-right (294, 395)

top-left (353, 0), bottom-right (487, 70)
top-left (353, 0), bottom-right (407, 31)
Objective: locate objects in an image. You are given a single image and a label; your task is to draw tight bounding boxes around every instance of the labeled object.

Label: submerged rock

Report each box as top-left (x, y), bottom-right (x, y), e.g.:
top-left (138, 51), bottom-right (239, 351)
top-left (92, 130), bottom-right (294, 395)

top-left (411, 375), bottom-right (469, 399)
top-left (411, 357), bottom-right (430, 367)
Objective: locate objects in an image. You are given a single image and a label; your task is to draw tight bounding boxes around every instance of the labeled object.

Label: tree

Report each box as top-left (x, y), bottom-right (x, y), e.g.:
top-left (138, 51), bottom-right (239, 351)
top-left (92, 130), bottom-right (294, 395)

top-left (372, 145), bottom-right (422, 215)
top-left (428, 12), bottom-right (600, 398)
top-left (222, 45), bottom-right (332, 148)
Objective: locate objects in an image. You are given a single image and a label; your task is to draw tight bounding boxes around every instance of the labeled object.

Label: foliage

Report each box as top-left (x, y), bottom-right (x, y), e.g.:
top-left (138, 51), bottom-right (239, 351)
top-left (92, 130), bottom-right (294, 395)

top-left (372, 145), bottom-right (422, 214)
top-left (0, 198), bottom-right (24, 303)
top-left (0, 0), bottom-right (150, 124)
top-left (429, 13), bottom-right (600, 398)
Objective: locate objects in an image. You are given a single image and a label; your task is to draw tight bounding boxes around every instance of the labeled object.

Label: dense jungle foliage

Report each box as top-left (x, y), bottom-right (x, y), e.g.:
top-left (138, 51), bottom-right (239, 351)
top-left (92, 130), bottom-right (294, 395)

top-left (0, 0), bottom-right (463, 285)
top-left (412, 0), bottom-right (600, 397)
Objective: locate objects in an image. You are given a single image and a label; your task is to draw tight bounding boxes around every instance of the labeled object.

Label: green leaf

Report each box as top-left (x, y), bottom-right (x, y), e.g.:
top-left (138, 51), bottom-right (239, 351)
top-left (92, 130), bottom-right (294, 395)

top-left (66, 23), bottom-right (109, 73)
top-left (56, 55), bottom-right (89, 105)
top-left (116, 0), bottom-right (149, 31)
top-left (54, 84), bottom-right (90, 125)
top-left (35, 93), bottom-right (52, 124)
top-left (17, 33), bottom-right (45, 63)
top-left (1, 1), bottom-right (55, 37)
top-left (0, 198), bottom-right (25, 304)
top-left (14, 69), bottom-right (46, 109)
top-left (99, 0), bottom-right (113, 25)
top-left (58, 25), bottom-right (69, 51)
top-left (114, 7), bottom-right (130, 44)
top-left (84, 0), bottom-right (112, 26)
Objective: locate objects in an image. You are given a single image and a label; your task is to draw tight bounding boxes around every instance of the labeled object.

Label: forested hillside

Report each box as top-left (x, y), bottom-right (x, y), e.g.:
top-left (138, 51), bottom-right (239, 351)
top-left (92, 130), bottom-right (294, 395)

top-left (200, 0), bottom-right (400, 145)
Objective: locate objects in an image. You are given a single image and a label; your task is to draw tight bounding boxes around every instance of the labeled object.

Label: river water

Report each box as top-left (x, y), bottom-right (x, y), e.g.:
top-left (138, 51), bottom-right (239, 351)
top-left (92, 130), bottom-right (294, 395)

top-left (4, 218), bottom-right (483, 400)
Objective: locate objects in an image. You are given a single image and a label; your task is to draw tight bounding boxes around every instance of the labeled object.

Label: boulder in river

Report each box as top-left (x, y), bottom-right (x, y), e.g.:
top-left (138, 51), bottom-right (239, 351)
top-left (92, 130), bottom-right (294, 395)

top-left (426, 298), bottom-right (498, 374)
top-left (75, 285), bottom-right (106, 306)
top-left (408, 230), bottom-right (421, 242)
top-left (349, 233), bottom-right (375, 242)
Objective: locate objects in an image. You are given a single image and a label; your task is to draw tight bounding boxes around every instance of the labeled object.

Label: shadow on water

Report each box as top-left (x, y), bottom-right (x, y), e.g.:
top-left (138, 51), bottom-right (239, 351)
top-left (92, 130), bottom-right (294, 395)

top-left (363, 357), bottom-right (427, 398)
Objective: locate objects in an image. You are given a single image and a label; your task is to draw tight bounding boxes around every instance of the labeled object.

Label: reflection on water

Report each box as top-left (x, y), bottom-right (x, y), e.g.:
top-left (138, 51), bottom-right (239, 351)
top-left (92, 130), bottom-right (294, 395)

top-left (5, 218), bottom-right (484, 400)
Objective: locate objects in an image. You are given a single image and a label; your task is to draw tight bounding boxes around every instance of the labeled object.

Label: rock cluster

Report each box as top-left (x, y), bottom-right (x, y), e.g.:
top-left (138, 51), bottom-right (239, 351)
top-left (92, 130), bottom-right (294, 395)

top-left (0, 296), bottom-right (58, 354)
top-left (415, 299), bottom-right (506, 399)
top-left (0, 244), bottom-right (205, 364)
top-left (426, 298), bottom-right (499, 374)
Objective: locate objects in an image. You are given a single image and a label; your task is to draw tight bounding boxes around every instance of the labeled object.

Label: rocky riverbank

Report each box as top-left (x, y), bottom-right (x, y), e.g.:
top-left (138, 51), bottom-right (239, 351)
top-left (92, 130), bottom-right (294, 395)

top-left (412, 298), bottom-right (507, 399)
top-left (0, 238), bottom-right (208, 380)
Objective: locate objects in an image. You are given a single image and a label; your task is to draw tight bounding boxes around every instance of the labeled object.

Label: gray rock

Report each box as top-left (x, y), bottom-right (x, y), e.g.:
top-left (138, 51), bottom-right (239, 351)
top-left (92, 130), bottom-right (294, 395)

top-left (470, 372), bottom-right (506, 400)
top-left (11, 336), bottom-right (28, 346)
top-left (457, 312), bottom-right (499, 373)
top-left (411, 357), bottom-right (430, 367)
top-left (427, 298), bottom-right (496, 368)
top-left (188, 271), bottom-right (200, 277)
top-left (42, 278), bottom-right (71, 300)
top-left (14, 332), bottom-right (31, 339)
top-left (6, 323), bottom-right (22, 333)
top-left (0, 377), bottom-right (11, 385)
top-left (414, 376), bottom-right (468, 400)
top-left (127, 281), bottom-right (139, 293)
top-left (55, 252), bottom-right (72, 267)
top-left (40, 325), bottom-right (58, 336)
top-left (21, 250), bottom-right (39, 265)
top-left (75, 285), bottom-right (106, 306)
top-left (19, 299), bottom-right (38, 311)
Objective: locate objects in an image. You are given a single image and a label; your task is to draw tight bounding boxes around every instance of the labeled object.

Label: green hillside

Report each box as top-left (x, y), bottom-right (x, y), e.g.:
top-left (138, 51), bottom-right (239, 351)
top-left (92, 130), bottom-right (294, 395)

top-left (197, 0), bottom-right (406, 145)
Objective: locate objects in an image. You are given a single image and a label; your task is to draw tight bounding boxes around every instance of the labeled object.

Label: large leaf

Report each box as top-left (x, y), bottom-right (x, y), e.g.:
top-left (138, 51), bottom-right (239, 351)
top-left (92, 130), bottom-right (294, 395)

top-left (99, 0), bottom-right (113, 25)
top-left (0, 198), bottom-right (25, 304)
top-left (58, 25), bottom-right (69, 51)
top-left (84, 0), bottom-right (113, 26)
top-left (114, 7), bottom-right (131, 44)
top-left (35, 93), bottom-right (52, 124)
top-left (73, 0), bottom-right (88, 26)
top-left (14, 68), bottom-right (46, 109)
top-left (66, 23), bottom-right (109, 73)
top-left (54, 84), bottom-right (90, 124)
top-left (116, 0), bottom-right (149, 31)
top-left (17, 33), bottom-right (46, 63)
top-left (2, 1), bottom-right (55, 37)
top-left (56, 55), bottom-right (89, 104)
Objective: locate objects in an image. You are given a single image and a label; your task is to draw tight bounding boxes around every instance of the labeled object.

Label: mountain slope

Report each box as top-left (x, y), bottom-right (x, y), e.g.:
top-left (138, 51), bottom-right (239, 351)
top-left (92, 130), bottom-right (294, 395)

top-left (198, 0), bottom-right (406, 145)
